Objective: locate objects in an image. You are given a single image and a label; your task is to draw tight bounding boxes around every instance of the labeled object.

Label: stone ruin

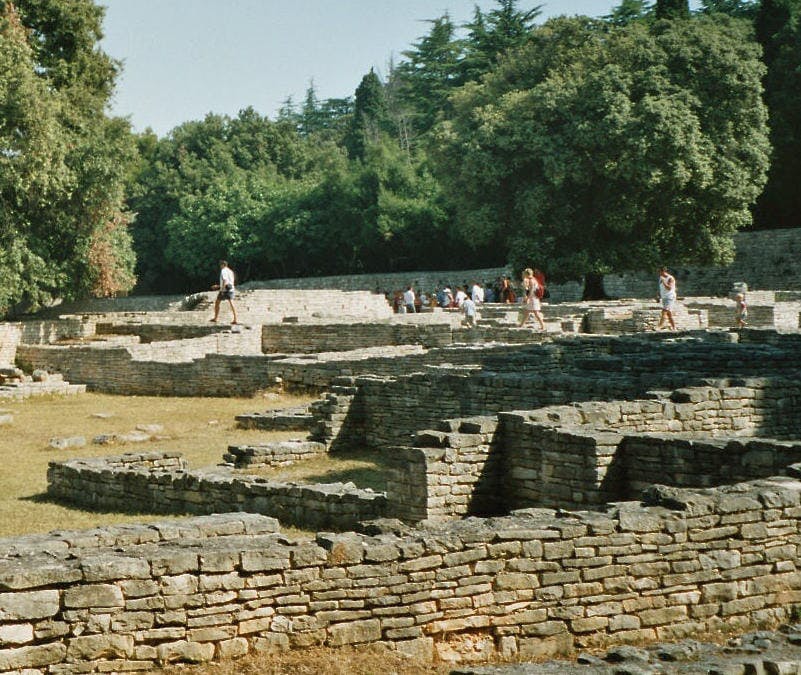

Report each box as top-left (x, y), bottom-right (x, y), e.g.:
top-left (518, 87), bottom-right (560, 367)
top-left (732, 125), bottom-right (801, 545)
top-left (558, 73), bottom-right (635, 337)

top-left (2, 228), bottom-right (801, 673)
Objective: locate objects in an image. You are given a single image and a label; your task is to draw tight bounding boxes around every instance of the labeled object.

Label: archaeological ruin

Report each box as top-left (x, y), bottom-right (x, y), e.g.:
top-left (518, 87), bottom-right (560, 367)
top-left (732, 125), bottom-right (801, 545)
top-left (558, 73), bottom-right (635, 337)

top-left (1, 227), bottom-right (801, 673)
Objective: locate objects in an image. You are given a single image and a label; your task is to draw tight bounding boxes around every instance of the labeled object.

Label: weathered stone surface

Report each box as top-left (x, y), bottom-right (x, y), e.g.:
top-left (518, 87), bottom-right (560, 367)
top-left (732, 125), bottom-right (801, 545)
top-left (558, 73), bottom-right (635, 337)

top-left (0, 590), bottom-right (60, 620)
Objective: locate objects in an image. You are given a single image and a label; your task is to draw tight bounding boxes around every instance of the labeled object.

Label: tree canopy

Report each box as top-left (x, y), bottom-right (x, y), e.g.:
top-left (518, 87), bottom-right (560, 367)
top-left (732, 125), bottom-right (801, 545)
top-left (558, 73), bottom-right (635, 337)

top-left (431, 14), bottom-right (770, 279)
top-left (0, 0), bottom-right (136, 315)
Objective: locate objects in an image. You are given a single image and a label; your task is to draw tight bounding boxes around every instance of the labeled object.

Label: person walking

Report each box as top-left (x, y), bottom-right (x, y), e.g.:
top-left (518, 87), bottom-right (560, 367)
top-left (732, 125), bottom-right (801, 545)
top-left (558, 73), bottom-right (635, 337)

top-left (734, 293), bottom-right (748, 329)
top-left (210, 259), bottom-right (238, 324)
top-left (403, 285), bottom-right (417, 314)
top-left (657, 266), bottom-right (677, 331)
top-left (517, 268), bottom-right (545, 330)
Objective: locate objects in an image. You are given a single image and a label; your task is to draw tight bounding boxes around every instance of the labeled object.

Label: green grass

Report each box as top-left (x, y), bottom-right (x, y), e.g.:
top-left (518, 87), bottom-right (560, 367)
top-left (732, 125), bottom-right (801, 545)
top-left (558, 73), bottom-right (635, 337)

top-left (0, 390), bottom-right (314, 537)
top-left (244, 447), bottom-right (388, 492)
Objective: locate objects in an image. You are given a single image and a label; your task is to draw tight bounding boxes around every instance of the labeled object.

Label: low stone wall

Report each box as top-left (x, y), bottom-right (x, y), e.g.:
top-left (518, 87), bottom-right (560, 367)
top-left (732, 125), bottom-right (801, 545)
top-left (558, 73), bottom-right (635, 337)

top-left (602, 228), bottom-right (801, 298)
top-left (584, 304), bottom-right (708, 333)
top-left (384, 380), bottom-right (801, 522)
top-left (4, 481), bottom-right (801, 671)
top-left (243, 268), bottom-right (586, 304)
top-left (0, 324), bottom-right (21, 366)
top-left (261, 322), bottom-right (455, 353)
top-left (46, 452), bottom-right (386, 531)
top-left (684, 298), bottom-right (801, 330)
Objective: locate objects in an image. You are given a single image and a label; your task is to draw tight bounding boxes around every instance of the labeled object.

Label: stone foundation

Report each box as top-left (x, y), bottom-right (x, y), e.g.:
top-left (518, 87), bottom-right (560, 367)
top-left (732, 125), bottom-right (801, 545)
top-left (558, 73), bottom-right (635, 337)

top-left (46, 452), bottom-right (386, 531)
top-left (5, 479), bottom-right (801, 671)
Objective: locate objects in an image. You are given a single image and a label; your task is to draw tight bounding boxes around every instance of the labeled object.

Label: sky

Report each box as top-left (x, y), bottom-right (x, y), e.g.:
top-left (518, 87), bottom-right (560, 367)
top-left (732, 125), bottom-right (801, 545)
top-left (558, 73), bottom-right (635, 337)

top-left (98, 0), bottom-right (697, 137)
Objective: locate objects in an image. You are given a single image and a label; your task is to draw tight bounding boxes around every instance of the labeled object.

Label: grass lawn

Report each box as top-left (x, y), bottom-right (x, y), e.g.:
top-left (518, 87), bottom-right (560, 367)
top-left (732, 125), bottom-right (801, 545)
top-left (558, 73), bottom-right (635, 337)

top-left (0, 390), bottom-right (315, 537)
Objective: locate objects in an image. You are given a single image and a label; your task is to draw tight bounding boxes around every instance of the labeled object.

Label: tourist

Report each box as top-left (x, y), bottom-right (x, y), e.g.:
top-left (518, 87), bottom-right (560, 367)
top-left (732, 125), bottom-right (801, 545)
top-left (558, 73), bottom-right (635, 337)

top-left (500, 277), bottom-right (516, 304)
top-left (735, 292), bottom-right (748, 329)
top-left (438, 286), bottom-right (453, 308)
top-left (657, 267), bottom-right (677, 331)
top-left (403, 285), bottom-right (416, 314)
top-left (210, 260), bottom-right (238, 325)
top-left (454, 286), bottom-right (468, 308)
top-left (462, 296), bottom-right (477, 327)
top-left (471, 281), bottom-right (484, 305)
top-left (518, 268), bottom-right (546, 330)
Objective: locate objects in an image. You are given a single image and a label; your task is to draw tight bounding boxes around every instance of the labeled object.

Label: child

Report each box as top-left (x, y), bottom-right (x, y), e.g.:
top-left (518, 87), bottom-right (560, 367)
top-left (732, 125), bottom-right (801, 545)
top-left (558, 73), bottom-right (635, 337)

top-left (462, 296), bottom-right (477, 328)
top-left (735, 293), bottom-right (748, 328)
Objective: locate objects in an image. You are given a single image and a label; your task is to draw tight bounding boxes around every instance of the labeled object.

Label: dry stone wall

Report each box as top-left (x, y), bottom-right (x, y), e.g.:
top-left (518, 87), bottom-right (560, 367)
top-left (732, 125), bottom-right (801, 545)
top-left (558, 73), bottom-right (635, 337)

top-left (385, 380), bottom-right (801, 522)
top-left (5, 481), bottom-right (801, 672)
top-left (46, 452), bottom-right (386, 532)
top-left (0, 325), bottom-right (20, 366)
top-left (602, 228), bottom-right (801, 298)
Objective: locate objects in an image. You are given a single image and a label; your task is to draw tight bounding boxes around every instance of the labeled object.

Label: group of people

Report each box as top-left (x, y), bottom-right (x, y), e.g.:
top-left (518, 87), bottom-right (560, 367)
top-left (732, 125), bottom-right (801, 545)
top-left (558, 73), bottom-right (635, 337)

top-left (388, 269), bottom-right (549, 330)
top-left (658, 266), bottom-right (748, 330)
top-left (207, 260), bottom-right (748, 331)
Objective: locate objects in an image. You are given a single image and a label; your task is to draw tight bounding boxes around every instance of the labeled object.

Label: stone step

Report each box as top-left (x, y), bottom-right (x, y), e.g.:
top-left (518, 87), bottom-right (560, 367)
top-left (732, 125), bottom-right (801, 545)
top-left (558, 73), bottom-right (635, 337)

top-left (235, 405), bottom-right (314, 432)
top-left (0, 380), bottom-right (86, 400)
top-left (224, 439), bottom-right (327, 468)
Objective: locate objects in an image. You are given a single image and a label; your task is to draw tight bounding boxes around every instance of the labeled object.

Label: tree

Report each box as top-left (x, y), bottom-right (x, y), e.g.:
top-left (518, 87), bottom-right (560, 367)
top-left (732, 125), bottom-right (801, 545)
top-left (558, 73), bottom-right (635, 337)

top-left (461, 0), bottom-right (542, 80)
top-left (345, 69), bottom-right (392, 159)
top-left (604, 0), bottom-right (651, 26)
top-left (432, 15), bottom-right (770, 281)
top-left (753, 0), bottom-right (801, 229)
top-left (655, 0), bottom-right (690, 19)
top-left (0, 0), bottom-right (136, 314)
top-left (393, 15), bottom-right (463, 135)
top-left (697, 0), bottom-right (760, 19)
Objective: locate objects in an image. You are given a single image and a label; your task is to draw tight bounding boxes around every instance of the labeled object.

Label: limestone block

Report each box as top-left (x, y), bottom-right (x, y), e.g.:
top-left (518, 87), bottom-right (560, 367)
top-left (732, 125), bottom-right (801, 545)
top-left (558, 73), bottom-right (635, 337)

top-left (66, 634), bottom-right (134, 660)
top-left (48, 436), bottom-right (86, 450)
top-left (156, 640), bottom-right (215, 664)
top-left (217, 637), bottom-right (249, 659)
top-left (0, 623), bottom-right (33, 646)
top-left (80, 555), bottom-right (150, 582)
top-left (0, 590), bottom-right (60, 620)
top-left (0, 643), bottom-right (66, 671)
top-left (63, 584), bottom-right (124, 609)
top-left (326, 618), bottom-right (381, 646)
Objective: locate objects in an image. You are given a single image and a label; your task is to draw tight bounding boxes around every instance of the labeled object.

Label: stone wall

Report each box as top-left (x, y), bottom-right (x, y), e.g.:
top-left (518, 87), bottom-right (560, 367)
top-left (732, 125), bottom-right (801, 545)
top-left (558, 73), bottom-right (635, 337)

top-left (0, 324), bottom-right (21, 366)
top-left (4, 481), bottom-right (801, 671)
top-left (602, 228), bottom-right (801, 298)
top-left (46, 452), bottom-right (386, 531)
top-left (584, 304), bottom-right (708, 333)
top-left (385, 379), bottom-right (801, 522)
top-left (684, 298), bottom-right (801, 330)
top-left (333, 332), bottom-right (801, 454)
top-left (243, 268), bottom-right (586, 304)
top-left (261, 323), bottom-right (455, 353)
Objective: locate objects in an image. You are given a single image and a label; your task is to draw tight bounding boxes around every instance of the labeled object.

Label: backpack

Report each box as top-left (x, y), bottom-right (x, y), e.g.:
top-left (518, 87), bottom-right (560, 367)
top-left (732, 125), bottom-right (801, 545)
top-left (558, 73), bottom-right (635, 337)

top-left (535, 282), bottom-right (545, 299)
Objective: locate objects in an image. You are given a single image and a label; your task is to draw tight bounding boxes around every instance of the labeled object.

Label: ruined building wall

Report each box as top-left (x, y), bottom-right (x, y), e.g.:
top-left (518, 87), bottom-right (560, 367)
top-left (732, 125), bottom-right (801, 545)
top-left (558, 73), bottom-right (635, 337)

top-left (46, 453), bottom-right (386, 532)
top-left (3, 482), bottom-right (801, 672)
top-left (0, 324), bottom-right (21, 366)
top-left (602, 228), bottom-right (801, 298)
top-left (384, 380), bottom-right (801, 522)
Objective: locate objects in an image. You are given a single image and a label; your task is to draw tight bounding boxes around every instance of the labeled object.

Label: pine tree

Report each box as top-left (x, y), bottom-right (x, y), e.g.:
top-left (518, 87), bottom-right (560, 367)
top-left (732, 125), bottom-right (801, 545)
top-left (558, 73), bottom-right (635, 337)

top-left (655, 0), bottom-right (690, 19)
top-left (345, 69), bottom-right (392, 159)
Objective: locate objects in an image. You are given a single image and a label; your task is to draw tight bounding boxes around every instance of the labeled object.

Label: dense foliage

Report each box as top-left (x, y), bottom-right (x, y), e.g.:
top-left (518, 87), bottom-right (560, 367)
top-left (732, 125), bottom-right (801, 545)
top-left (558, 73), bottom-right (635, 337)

top-left (0, 0), bottom-right (136, 314)
top-left (1, 0), bottom-right (794, 304)
top-left (431, 14), bottom-right (770, 279)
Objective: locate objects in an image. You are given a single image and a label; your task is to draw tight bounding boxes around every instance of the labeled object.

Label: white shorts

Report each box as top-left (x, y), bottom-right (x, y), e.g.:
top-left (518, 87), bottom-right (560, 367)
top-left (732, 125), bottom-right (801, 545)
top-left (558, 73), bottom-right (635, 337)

top-left (661, 294), bottom-right (676, 310)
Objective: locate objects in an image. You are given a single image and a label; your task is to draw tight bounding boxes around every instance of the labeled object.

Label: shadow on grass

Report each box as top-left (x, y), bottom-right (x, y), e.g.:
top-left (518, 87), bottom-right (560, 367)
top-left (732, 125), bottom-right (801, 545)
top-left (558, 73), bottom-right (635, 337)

top-left (21, 491), bottom-right (190, 518)
top-left (295, 466), bottom-right (386, 492)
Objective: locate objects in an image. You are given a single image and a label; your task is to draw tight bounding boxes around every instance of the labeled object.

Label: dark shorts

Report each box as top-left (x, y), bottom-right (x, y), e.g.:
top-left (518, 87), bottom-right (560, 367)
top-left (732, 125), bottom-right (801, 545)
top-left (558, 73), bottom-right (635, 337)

top-left (217, 287), bottom-right (235, 301)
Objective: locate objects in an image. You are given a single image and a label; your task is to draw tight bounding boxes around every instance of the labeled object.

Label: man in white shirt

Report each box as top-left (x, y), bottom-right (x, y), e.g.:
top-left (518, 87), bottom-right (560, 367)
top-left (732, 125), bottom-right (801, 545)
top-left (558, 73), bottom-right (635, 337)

top-left (210, 259), bottom-right (238, 324)
top-left (471, 282), bottom-right (484, 305)
top-left (657, 266), bottom-right (677, 331)
top-left (403, 286), bottom-right (416, 313)
top-left (454, 286), bottom-right (468, 307)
